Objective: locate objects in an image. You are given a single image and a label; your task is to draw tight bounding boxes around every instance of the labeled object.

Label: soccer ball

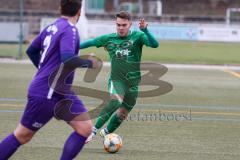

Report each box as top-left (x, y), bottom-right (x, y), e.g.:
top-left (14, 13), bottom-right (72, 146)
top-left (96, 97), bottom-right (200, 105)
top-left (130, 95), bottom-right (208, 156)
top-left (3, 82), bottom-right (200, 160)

top-left (103, 133), bottom-right (123, 153)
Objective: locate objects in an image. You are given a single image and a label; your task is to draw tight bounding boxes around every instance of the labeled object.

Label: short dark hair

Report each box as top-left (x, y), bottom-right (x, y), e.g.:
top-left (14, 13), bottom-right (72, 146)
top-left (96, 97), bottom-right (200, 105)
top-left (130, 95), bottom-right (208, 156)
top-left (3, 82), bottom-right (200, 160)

top-left (116, 11), bottom-right (132, 21)
top-left (60, 0), bottom-right (82, 17)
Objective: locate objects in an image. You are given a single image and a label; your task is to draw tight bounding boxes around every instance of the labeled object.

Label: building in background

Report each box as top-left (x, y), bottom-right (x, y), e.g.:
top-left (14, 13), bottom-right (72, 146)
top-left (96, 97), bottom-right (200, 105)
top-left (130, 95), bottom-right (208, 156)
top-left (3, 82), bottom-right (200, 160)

top-left (0, 0), bottom-right (240, 36)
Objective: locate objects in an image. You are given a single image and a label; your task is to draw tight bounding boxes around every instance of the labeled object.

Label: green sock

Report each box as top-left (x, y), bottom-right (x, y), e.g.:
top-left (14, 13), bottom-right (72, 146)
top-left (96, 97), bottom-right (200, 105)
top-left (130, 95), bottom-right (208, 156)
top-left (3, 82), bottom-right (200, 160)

top-left (106, 114), bottom-right (123, 133)
top-left (95, 99), bottom-right (121, 129)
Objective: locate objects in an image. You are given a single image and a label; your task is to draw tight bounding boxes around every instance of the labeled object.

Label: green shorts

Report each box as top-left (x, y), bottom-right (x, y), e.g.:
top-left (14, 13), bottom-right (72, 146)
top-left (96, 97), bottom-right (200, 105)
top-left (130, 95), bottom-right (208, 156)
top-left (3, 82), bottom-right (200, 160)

top-left (108, 80), bottom-right (139, 111)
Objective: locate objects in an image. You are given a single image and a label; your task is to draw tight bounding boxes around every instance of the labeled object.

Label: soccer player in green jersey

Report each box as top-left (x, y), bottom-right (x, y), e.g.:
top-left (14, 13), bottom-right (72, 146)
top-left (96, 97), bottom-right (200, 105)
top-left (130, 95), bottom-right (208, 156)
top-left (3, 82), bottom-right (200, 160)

top-left (80, 11), bottom-right (159, 142)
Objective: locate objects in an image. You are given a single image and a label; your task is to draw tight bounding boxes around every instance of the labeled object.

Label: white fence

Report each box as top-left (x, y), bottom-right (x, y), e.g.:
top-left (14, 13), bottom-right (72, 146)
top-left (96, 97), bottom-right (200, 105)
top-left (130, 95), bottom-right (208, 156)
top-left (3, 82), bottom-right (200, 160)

top-left (41, 18), bottom-right (240, 43)
top-left (0, 22), bottom-right (29, 42)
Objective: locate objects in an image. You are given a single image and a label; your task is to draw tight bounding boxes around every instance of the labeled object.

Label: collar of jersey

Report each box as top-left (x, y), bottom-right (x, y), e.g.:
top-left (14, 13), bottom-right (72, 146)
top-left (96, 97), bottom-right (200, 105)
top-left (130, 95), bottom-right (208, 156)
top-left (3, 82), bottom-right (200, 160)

top-left (67, 21), bottom-right (75, 26)
top-left (60, 17), bottom-right (76, 26)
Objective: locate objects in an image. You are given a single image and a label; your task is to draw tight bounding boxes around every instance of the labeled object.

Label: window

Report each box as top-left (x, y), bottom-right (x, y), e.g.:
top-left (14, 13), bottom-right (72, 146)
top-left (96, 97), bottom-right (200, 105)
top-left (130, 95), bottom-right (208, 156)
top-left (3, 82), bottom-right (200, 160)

top-left (86, 0), bottom-right (105, 13)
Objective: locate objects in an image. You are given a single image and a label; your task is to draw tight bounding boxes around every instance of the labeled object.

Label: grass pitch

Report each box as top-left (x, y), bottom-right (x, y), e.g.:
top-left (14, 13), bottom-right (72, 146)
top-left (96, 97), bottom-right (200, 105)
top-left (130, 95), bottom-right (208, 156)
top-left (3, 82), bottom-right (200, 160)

top-left (1, 41), bottom-right (240, 64)
top-left (0, 63), bottom-right (240, 160)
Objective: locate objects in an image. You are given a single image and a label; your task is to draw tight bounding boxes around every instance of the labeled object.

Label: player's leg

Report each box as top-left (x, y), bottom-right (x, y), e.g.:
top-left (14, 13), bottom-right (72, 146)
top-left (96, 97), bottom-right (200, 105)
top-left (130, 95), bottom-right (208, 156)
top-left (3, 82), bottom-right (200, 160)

top-left (105, 85), bottom-right (138, 134)
top-left (59, 97), bottom-right (92, 160)
top-left (94, 96), bottom-right (123, 129)
top-left (14, 124), bottom-right (35, 144)
top-left (85, 81), bottom-right (125, 143)
top-left (60, 120), bottom-right (92, 160)
top-left (0, 124), bottom-right (35, 160)
top-left (85, 95), bottom-right (123, 143)
top-left (94, 81), bottom-right (126, 130)
top-left (0, 96), bottom-right (54, 159)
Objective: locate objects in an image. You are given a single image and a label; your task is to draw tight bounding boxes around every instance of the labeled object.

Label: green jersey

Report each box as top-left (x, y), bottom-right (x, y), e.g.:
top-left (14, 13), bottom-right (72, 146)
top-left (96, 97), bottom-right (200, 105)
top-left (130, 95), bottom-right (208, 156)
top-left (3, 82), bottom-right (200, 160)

top-left (94, 30), bottom-right (157, 83)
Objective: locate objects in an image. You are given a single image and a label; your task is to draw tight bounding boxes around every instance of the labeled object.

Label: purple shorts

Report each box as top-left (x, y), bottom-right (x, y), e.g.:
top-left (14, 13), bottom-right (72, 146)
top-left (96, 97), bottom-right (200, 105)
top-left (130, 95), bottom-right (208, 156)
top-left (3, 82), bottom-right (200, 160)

top-left (21, 95), bottom-right (87, 131)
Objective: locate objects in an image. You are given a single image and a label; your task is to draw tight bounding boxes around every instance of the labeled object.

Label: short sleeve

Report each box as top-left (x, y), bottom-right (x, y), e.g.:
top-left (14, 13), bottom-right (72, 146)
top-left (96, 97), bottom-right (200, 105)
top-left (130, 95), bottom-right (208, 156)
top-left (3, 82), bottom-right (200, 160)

top-left (30, 34), bottom-right (42, 50)
top-left (60, 27), bottom-right (79, 54)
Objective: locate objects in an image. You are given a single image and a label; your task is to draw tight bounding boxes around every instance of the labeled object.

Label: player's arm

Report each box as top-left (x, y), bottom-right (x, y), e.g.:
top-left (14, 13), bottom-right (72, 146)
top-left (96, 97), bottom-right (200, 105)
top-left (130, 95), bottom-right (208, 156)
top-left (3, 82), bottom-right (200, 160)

top-left (61, 28), bottom-right (100, 68)
top-left (139, 19), bottom-right (159, 48)
top-left (26, 35), bottom-right (41, 68)
top-left (80, 39), bottom-right (97, 49)
top-left (80, 34), bottom-right (109, 49)
top-left (61, 53), bottom-right (94, 68)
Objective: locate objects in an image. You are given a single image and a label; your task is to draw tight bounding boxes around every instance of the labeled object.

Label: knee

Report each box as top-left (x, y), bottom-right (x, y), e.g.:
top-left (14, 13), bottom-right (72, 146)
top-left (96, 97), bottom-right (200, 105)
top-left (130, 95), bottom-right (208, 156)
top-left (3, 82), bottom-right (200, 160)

top-left (117, 109), bottom-right (129, 120)
top-left (14, 128), bottom-right (34, 145)
top-left (83, 122), bottom-right (93, 137)
top-left (117, 112), bottom-right (128, 120)
top-left (73, 120), bottom-right (93, 137)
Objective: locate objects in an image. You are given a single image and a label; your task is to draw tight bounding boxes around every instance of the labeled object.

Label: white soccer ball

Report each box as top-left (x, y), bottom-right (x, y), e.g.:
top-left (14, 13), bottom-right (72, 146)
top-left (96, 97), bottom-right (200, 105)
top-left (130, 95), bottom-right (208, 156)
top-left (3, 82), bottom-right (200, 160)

top-left (103, 133), bottom-right (123, 153)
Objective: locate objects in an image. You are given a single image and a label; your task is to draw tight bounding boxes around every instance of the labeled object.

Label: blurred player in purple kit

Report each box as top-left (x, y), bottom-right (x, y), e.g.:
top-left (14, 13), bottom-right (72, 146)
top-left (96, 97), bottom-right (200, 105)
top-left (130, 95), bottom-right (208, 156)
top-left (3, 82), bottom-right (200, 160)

top-left (0, 0), bottom-right (99, 159)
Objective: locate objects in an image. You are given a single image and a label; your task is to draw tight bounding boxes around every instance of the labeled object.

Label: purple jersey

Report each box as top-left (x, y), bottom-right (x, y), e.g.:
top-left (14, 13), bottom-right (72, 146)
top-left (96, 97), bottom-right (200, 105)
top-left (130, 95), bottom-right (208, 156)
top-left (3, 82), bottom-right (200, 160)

top-left (28, 18), bottom-right (80, 98)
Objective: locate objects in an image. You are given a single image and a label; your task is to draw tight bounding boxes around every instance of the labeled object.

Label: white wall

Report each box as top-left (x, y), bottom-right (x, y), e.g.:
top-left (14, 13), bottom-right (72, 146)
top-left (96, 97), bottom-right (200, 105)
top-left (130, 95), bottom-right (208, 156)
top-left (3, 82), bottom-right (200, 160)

top-left (40, 18), bottom-right (240, 43)
top-left (0, 23), bottom-right (29, 42)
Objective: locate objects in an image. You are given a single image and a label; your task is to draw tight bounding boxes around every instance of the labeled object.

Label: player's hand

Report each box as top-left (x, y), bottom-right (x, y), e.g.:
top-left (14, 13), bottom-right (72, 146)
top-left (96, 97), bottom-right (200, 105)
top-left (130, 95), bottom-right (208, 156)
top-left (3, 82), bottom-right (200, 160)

top-left (87, 54), bottom-right (102, 69)
top-left (139, 18), bottom-right (148, 30)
